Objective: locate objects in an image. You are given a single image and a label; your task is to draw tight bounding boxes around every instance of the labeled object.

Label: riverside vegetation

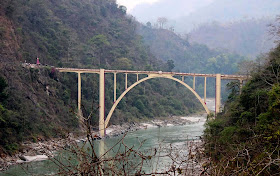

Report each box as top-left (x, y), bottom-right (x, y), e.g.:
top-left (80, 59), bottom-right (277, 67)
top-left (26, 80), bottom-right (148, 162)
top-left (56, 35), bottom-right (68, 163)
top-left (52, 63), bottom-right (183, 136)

top-left (204, 21), bottom-right (280, 175)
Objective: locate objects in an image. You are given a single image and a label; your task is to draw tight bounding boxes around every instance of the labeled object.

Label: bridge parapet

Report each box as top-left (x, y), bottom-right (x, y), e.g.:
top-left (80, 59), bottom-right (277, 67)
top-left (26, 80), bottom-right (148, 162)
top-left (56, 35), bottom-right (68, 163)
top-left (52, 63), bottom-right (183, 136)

top-left (57, 68), bottom-right (248, 80)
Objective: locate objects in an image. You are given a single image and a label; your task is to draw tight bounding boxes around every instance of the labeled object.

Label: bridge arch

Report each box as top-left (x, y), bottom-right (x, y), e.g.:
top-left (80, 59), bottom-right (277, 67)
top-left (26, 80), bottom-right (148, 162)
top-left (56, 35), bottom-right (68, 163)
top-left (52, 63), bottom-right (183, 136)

top-left (105, 74), bottom-right (210, 128)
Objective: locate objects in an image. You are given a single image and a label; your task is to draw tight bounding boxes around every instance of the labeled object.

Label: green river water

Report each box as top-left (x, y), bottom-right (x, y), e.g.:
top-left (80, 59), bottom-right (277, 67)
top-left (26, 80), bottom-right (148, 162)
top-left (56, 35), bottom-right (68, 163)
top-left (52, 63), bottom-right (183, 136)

top-left (1, 118), bottom-right (206, 176)
top-left (1, 98), bottom-right (217, 176)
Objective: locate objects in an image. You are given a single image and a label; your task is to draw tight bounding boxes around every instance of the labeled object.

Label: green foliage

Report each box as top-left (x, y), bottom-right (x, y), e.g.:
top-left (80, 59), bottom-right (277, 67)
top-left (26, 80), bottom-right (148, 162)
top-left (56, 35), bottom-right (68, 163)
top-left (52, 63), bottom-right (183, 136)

top-left (166, 59), bottom-right (175, 71)
top-left (138, 25), bottom-right (247, 97)
top-left (204, 43), bottom-right (280, 175)
top-left (89, 34), bottom-right (110, 48)
top-left (133, 100), bottom-right (145, 112)
top-left (226, 81), bottom-right (240, 102)
top-left (268, 84), bottom-right (280, 116)
top-left (0, 76), bottom-right (8, 102)
top-left (112, 57), bottom-right (132, 70)
top-left (0, 76), bottom-right (23, 154)
top-left (219, 126), bottom-right (237, 144)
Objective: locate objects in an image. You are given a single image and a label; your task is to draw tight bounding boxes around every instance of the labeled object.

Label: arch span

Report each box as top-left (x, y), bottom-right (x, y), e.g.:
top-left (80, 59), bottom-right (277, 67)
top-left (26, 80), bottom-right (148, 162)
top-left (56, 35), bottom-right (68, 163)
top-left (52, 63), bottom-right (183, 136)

top-left (105, 74), bottom-right (210, 128)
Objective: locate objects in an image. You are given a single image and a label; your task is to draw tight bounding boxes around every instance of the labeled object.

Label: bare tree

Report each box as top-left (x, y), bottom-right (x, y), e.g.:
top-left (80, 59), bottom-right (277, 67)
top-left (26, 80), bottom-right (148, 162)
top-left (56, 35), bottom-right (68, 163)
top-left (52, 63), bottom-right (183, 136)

top-left (269, 15), bottom-right (280, 43)
top-left (157, 17), bottom-right (168, 29)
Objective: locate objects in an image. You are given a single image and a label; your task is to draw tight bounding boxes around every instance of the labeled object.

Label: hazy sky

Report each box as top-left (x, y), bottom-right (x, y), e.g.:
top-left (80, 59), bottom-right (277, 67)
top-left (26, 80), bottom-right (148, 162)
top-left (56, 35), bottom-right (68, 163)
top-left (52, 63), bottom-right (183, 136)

top-left (117, 0), bottom-right (215, 22)
top-left (117, 0), bottom-right (160, 12)
top-left (116, 0), bottom-right (280, 33)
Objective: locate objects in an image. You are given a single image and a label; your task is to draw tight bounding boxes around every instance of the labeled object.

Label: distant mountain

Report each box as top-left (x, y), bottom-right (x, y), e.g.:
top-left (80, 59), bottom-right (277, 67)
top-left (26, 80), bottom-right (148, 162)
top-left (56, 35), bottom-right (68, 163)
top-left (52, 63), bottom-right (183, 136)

top-left (137, 25), bottom-right (246, 74)
top-left (130, 0), bottom-right (212, 23)
top-left (175, 0), bottom-right (280, 33)
top-left (188, 18), bottom-right (277, 58)
top-left (137, 25), bottom-right (247, 97)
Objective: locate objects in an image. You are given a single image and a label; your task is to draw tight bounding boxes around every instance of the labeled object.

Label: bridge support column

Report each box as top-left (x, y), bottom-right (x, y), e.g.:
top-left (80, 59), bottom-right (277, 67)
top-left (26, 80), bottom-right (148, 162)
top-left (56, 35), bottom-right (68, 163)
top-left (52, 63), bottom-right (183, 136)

top-left (77, 72), bottom-right (82, 117)
top-left (193, 76), bottom-right (196, 91)
top-left (125, 73), bottom-right (128, 90)
top-left (215, 74), bottom-right (221, 115)
top-left (114, 73), bottom-right (117, 102)
top-left (136, 73), bottom-right (139, 82)
top-left (182, 76), bottom-right (184, 82)
top-left (204, 77), bottom-right (207, 103)
top-left (99, 69), bottom-right (105, 137)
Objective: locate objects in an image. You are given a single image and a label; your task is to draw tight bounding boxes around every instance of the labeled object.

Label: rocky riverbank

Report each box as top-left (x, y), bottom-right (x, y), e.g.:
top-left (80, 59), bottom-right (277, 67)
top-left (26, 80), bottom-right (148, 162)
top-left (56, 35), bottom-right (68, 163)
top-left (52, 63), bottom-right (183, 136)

top-left (0, 113), bottom-right (207, 172)
top-left (105, 114), bottom-right (206, 137)
top-left (0, 137), bottom-right (70, 171)
top-left (183, 139), bottom-right (210, 175)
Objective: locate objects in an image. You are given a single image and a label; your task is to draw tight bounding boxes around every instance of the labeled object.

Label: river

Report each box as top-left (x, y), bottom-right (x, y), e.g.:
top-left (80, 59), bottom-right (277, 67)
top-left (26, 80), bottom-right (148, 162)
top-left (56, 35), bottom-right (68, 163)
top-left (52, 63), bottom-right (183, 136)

top-left (0, 99), bottom-right (215, 175)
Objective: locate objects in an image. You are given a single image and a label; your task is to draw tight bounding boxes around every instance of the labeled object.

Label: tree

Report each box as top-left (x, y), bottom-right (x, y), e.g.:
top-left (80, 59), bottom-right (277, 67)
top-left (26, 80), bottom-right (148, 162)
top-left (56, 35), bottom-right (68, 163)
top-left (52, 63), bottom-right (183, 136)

top-left (89, 34), bottom-right (110, 66)
top-left (146, 22), bottom-right (152, 28)
top-left (157, 17), bottom-right (168, 29)
top-left (0, 76), bottom-right (8, 102)
top-left (166, 60), bottom-right (175, 71)
top-left (269, 15), bottom-right (280, 43)
top-left (112, 57), bottom-right (132, 70)
top-left (119, 5), bottom-right (127, 14)
top-left (237, 60), bottom-right (257, 76)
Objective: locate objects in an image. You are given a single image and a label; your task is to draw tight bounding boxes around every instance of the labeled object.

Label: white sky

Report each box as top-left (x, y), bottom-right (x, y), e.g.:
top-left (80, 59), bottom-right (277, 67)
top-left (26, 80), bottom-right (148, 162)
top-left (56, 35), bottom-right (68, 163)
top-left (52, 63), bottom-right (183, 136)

top-left (117, 0), bottom-right (160, 12)
top-left (116, 0), bottom-right (216, 23)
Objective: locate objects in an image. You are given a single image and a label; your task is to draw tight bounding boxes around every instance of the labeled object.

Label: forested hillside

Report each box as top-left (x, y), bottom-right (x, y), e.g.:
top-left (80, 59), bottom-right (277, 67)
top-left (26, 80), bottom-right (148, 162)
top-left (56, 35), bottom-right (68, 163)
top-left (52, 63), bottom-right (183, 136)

top-left (189, 18), bottom-right (276, 58)
top-left (0, 0), bottom-right (203, 154)
top-left (137, 25), bottom-right (247, 97)
top-left (204, 24), bottom-right (280, 175)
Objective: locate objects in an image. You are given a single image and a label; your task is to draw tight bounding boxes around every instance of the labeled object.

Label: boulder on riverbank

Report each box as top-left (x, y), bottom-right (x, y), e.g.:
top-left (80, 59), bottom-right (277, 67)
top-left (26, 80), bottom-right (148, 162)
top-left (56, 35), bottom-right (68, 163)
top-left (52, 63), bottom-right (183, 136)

top-left (17, 155), bottom-right (48, 163)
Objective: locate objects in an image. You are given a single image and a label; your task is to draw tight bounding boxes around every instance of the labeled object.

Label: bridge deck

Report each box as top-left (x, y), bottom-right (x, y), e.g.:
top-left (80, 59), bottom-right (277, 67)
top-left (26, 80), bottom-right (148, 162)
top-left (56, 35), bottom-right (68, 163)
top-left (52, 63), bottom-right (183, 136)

top-left (57, 68), bottom-right (249, 80)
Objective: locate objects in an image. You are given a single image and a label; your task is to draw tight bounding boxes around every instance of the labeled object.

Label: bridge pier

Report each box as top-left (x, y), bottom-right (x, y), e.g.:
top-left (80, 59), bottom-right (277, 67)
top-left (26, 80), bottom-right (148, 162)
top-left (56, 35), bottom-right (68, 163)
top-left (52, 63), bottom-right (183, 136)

top-left (215, 74), bottom-right (221, 115)
top-left (204, 77), bottom-right (207, 103)
top-left (193, 76), bottom-right (196, 90)
top-left (114, 73), bottom-right (117, 102)
top-left (125, 73), bottom-right (128, 90)
top-left (99, 69), bottom-right (105, 137)
top-left (77, 72), bottom-right (82, 117)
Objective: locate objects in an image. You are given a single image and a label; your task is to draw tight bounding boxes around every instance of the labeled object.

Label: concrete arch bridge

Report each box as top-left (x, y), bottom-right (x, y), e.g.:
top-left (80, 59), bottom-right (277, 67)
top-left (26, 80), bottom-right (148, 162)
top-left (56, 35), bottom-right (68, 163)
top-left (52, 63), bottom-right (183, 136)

top-left (57, 68), bottom-right (248, 137)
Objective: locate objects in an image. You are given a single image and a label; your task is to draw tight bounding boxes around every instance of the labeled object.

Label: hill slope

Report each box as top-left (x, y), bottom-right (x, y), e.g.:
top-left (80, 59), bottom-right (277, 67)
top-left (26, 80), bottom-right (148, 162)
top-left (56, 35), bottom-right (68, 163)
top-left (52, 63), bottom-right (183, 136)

top-left (0, 0), bottom-right (204, 154)
top-left (137, 25), bottom-right (247, 97)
